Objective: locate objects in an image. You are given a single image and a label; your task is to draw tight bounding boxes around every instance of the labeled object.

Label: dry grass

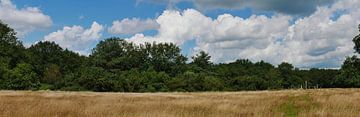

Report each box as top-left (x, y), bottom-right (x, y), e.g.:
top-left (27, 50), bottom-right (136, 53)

top-left (0, 89), bottom-right (360, 117)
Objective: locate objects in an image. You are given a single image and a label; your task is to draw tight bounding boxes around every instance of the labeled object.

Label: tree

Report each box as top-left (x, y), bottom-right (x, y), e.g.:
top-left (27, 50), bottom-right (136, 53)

top-left (28, 41), bottom-right (84, 84)
top-left (2, 63), bottom-right (40, 90)
top-left (90, 38), bottom-right (146, 71)
top-left (43, 64), bottom-right (62, 84)
top-left (230, 76), bottom-right (266, 90)
top-left (353, 24), bottom-right (360, 54)
top-left (28, 41), bottom-right (64, 77)
top-left (191, 51), bottom-right (212, 69)
top-left (0, 64), bottom-right (9, 89)
top-left (336, 24), bottom-right (360, 88)
top-left (0, 21), bottom-right (20, 46)
top-left (335, 56), bottom-right (360, 87)
top-left (278, 62), bottom-right (302, 88)
top-left (76, 67), bottom-right (114, 92)
top-left (278, 62), bottom-right (294, 72)
top-left (143, 42), bottom-right (187, 75)
top-left (0, 21), bottom-right (25, 68)
top-left (202, 76), bottom-right (224, 91)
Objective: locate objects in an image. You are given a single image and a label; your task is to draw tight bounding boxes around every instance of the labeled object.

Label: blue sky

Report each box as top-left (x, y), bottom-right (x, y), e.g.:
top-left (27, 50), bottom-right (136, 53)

top-left (12, 0), bottom-right (256, 45)
top-left (12, 0), bottom-right (165, 42)
top-left (1, 0), bottom-right (359, 68)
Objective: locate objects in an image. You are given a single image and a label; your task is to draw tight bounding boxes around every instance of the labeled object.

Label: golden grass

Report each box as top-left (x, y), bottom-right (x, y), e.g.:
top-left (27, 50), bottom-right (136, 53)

top-left (0, 89), bottom-right (360, 117)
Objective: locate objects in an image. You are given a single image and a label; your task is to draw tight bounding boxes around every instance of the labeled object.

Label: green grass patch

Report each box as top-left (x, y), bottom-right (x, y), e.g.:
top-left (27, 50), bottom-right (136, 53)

top-left (278, 94), bottom-right (319, 117)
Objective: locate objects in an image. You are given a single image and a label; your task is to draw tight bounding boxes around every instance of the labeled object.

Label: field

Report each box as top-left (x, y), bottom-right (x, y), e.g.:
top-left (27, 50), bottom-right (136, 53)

top-left (0, 89), bottom-right (360, 117)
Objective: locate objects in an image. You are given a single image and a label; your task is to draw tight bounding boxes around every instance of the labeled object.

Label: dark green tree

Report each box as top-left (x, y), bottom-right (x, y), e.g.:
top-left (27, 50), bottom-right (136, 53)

top-left (335, 56), bottom-right (360, 87)
top-left (2, 63), bottom-right (40, 90)
top-left (336, 24), bottom-right (360, 88)
top-left (0, 21), bottom-right (20, 46)
top-left (0, 21), bottom-right (25, 68)
top-left (76, 67), bottom-right (114, 92)
top-left (28, 41), bottom-right (64, 76)
top-left (43, 64), bottom-right (62, 84)
top-left (278, 62), bottom-right (302, 88)
top-left (191, 51), bottom-right (212, 69)
top-left (143, 42), bottom-right (187, 75)
top-left (90, 38), bottom-right (145, 71)
top-left (28, 41), bottom-right (85, 87)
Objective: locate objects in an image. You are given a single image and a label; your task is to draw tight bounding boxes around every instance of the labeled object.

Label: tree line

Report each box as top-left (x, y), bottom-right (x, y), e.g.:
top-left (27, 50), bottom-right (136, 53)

top-left (1, 21), bottom-right (359, 92)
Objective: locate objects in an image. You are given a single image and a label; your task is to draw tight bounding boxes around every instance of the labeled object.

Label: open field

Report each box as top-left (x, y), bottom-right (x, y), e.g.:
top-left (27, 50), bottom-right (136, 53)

top-left (0, 89), bottom-right (360, 117)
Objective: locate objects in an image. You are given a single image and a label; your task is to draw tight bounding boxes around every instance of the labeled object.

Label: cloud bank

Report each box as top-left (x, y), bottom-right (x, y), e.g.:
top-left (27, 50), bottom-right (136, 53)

top-left (127, 0), bottom-right (360, 68)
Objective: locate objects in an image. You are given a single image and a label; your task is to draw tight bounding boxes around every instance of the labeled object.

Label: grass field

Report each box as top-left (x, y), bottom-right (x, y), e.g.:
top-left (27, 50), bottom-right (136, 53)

top-left (0, 89), bottom-right (360, 117)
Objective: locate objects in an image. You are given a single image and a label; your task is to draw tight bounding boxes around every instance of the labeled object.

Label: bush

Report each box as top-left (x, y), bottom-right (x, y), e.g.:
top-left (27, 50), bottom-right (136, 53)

top-left (2, 63), bottom-right (40, 90)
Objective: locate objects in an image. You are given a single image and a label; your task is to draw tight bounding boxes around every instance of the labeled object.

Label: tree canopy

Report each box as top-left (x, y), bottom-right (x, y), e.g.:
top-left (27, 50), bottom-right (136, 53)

top-left (1, 21), bottom-right (359, 92)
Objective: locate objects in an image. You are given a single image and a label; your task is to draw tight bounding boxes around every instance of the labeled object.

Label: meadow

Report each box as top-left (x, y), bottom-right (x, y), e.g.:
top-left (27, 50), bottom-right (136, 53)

top-left (0, 89), bottom-right (360, 117)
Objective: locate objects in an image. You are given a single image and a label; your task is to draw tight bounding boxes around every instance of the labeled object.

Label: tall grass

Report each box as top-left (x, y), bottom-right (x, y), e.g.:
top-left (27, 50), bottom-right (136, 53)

top-left (0, 89), bottom-right (359, 117)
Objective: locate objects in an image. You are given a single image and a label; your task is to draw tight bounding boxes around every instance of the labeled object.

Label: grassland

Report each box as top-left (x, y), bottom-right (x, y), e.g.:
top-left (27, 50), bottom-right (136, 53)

top-left (0, 89), bottom-right (360, 117)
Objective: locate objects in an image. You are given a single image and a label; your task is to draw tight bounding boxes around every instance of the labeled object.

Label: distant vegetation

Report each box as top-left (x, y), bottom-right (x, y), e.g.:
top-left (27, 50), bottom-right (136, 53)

top-left (0, 21), bottom-right (360, 92)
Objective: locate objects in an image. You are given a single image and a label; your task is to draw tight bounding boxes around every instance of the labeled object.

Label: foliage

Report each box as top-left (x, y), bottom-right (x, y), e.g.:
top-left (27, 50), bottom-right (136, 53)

top-left (1, 63), bottom-right (40, 90)
top-left (1, 21), bottom-right (359, 92)
top-left (335, 56), bottom-right (360, 87)
top-left (191, 51), bottom-right (212, 69)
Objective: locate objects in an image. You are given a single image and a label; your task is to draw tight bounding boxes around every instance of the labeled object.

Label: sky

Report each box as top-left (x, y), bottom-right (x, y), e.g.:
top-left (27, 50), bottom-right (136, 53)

top-left (0, 0), bottom-right (359, 68)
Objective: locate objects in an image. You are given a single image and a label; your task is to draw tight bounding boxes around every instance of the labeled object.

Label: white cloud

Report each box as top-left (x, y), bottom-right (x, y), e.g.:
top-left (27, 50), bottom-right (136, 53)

top-left (126, 0), bottom-right (360, 68)
top-left (125, 9), bottom-right (291, 64)
top-left (108, 18), bottom-right (159, 35)
top-left (279, 0), bottom-right (360, 67)
top-left (126, 9), bottom-right (214, 44)
top-left (0, 0), bottom-right (52, 36)
top-left (44, 22), bottom-right (103, 55)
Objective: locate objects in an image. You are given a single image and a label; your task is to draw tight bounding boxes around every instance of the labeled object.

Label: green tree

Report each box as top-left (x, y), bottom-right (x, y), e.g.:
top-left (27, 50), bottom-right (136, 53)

top-left (0, 21), bottom-right (20, 46)
top-left (202, 76), bottom-right (224, 91)
top-left (28, 41), bottom-right (84, 86)
top-left (278, 62), bottom-right (302, 88)
top-left (90, 38), bottom-right (146, 71)
top-left (230, 76), bottom-right (266, 90)
top-left (143, 42), bottom-right (187, 75)
top-left (335, 56), bottom-right (360, 87)
top-left (0, 21), bottom-right (25, 68)
top-left (336, 24), bottom-right (360, 88)
top-left (2, 63), bottom-right (40, 90)
top-left (43, 64), bottom-right (62, 84)
top-left (28, 41), bottom-right (64, 77)
top-left (191, 51), bottom-right (212, 69)
top-left (0, 64), bottom-right (9, 89)
top-left (76, 67), bottom-right (114, 92)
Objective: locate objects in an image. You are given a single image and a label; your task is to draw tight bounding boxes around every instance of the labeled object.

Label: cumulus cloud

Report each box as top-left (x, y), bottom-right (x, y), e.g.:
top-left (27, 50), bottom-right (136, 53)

top-left (108, 18), bottom-right (159, 35)
top-left (125, 9), bottom-right (291, 62)
top-left (126, 0), bottom-right (360, 68)
top-left (0, 0), bottom-right (52, 36)
top-left (279, 0), bottom-right (360, 67)
top-left (43, 22), bottom-right (103, 55)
